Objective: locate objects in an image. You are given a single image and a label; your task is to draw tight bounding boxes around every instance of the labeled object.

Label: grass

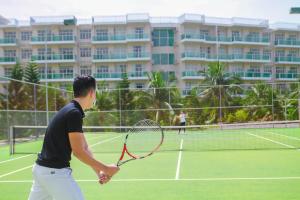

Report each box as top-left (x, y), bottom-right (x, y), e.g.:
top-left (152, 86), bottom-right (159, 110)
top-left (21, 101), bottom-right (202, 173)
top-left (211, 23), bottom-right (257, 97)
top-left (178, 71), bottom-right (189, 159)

top-left (0, 127), bottom-right (300, 200)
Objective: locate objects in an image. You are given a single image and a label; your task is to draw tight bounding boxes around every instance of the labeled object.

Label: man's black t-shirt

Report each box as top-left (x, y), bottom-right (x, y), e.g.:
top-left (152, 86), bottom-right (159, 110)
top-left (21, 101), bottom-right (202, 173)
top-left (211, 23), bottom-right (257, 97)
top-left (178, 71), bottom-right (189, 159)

top-left (36, 100), bottom-right (85, 168)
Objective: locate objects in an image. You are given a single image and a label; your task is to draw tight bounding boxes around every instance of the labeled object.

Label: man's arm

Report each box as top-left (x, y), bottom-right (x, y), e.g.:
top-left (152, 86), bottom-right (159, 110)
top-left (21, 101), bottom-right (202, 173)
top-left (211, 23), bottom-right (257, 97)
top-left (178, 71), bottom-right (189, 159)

top-left (69, 133), bottom-right (119, 179)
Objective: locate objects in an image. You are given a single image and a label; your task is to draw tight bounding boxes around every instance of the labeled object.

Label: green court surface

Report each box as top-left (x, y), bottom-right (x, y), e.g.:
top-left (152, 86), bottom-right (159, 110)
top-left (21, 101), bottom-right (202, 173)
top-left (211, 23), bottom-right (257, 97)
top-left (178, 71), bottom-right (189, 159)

top-left (1, 127), bottom-right (300, 200)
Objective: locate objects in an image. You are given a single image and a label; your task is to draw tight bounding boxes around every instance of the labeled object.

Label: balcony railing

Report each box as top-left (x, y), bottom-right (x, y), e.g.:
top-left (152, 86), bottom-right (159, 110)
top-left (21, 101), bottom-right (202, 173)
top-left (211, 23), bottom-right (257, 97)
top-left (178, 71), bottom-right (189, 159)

top-left (31, 35), bottom-right (76, 43)
top-left (0, 38), bottom-right (17, 45)
top-left (0, 57), bottom-right (17, 63)
top-left (181, 52), bottom-right (271, 62)
top-left (93, 73), bottom-right (126, 79)
top-left (225, 71), bottom-right (271, 79)
top-left (275, 56), bottom-right (300, 63)
top-left (182, 71), bottom-right (205, 78)
top-left (276, 73), bottom-right (300, 79)
top-left (92, 35), bottom-right (126, 42)
top-left (31, 54), bottom-right (76, 62)
top-left (181, 33), bottom-right (270, 44)
top-left (93, 54), bottom-right (127, 61)
top-left (40, 73), bottom-right (74, 79)
top-left (275, 39), bottom-right (300, 47)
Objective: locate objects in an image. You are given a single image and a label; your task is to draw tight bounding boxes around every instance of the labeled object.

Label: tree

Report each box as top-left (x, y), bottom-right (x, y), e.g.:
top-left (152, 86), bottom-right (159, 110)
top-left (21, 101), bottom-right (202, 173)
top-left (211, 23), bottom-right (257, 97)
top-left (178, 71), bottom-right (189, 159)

top-left (7, 62), bottom-right (29, 110)
top-left (131, 72), bottom-right (180, 124)
top-left (24, 62), bottom-right (40, 111)
top-left (115, 73), bottom-right (135, 126)
top-left (199, 61), bottom-right (242, 123)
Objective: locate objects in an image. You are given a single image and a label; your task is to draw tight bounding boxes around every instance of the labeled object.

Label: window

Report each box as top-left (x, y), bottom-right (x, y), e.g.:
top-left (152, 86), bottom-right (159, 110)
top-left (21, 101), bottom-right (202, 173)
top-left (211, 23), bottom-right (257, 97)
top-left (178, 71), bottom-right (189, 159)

top-left (232, 31), bottom-right (241, 41)
top-left (96, 29), bottom-right (108, 40)
top-left (133, 46), bottom-right (142, 57)
top-left (263, 66), bottom-right (272, 73)
top-left (276, 66), bottom-right (285, 74)
top-left (37, 30), bottom-right (51, 40)
top-left (96, 66), bottom-right (109, 73)
top-left (136, 83), bottom-right (145, 89)
top-left (59, 29), bottom-right (73, 40)
top-left (80, 66), bottom-right (92, 75)
top-left (39, 67), bottom-right (52, 75)
top-left (96, 48), bottom-right (108, 59)
top-left (4, 50), bottom-right (16, 57)
top-left (80, 48), bottom-right (91, 57)
top-left (152, 53), bottom-right (175, 65)
top-left (59, 66), bottom-right (73, 75)
top-left (248, 66), bottom-right (260, 73)
top-left (115, 64), bottom-right (126, 73)
top-left (59, 48), bottom-right (73, 56)
top-left (135, 27), bottom-right (144, 38)
top-left (80, 29), bottom-right (91, 40)
top-left (134, 64), bottom-right (144, 76)
top-left (21, 31), bottom-right (32, 41)
top-left (152, 29), bottom-right (174, 47)
top-left (275, 33), bottom-right (284, 42)
top-left (4, 67), bottom-right (12, 77)
top-left (21, 49), bottom-right (32, 59)
top-left (4, 32), bottom-right (16, 41)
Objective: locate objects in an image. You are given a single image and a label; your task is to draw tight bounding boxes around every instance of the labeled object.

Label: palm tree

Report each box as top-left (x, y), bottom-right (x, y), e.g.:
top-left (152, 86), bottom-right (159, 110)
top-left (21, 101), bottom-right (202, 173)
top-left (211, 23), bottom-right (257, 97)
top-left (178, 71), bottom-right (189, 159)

top-left (198, 61), bottom-right (242, 123)
top-left (132, 72), bottom-right (180, 124)
top-left (243, 82), bottom-right (282, 121)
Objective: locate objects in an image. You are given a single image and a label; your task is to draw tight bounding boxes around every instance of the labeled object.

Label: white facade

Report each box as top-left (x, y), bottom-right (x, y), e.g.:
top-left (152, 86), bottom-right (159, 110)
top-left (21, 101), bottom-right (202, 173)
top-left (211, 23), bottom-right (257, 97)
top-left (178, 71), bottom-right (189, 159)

top-left (0, 14), bottom-right (300, 91)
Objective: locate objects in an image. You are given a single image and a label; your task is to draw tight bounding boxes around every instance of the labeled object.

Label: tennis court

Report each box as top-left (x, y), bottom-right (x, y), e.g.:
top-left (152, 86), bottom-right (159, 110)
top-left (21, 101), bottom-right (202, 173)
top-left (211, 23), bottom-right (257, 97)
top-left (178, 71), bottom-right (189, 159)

top-left (1, 123), bottom-right (300, 200)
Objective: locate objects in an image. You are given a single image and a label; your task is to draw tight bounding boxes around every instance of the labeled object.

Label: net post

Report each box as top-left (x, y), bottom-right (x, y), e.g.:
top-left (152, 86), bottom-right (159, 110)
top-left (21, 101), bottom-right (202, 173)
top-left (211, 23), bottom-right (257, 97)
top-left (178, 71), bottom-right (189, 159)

top-left (9, 126), bottom-right (14, 155)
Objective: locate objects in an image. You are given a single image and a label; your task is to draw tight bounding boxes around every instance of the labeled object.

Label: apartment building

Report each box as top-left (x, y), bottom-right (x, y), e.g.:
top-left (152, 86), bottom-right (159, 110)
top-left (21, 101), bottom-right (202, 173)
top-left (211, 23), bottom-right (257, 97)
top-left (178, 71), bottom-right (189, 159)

top-left (0, 14), bottom-right (299, 93)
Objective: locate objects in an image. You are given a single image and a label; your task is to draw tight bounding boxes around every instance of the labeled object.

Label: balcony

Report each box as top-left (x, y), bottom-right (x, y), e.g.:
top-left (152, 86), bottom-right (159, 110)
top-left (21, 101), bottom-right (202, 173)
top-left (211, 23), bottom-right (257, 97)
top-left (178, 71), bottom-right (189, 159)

top-left (182, 71), bottom-right (205, 79)
top-left (275, 56), bottom-right (300, 64)
top-left (276, 73), bottom-right (300, 80)
top-left (92, 35), bottom-right (126, 44)
top-left (31, 54), bottom-right (76, 63)
top-left (181, 52), bottom-right (271, 63)
top-left (93, 54), bottom-right (127, 63)
top-left (40, 73), bottom-right (74, 81)
top-left (31, 35), bottom-right (76, 44)
top-left (181, 33), bottom-right (270, 45)
top-left (93, 72), bottom-right (125, 80)
top-left (181, 52), bottom-right (216, 61)
top-left (226, 71), bottom-right (271, 80)
top-left (128, 71), bottom-right (148, 80)
top-left (0, 38), bottom-right (17, 46)
top-left (275, 39), bottom-right (300, 48)
top-left (231, 36), bottom-right (270, 45)
top-left (127, 52), bottom-right (151, 61)
top-left (0, 57), bottom-right (17, 65)
top-left (126, 34), bottom-right (150, 42)
top-left (231, 54), bottom-right (271, 63)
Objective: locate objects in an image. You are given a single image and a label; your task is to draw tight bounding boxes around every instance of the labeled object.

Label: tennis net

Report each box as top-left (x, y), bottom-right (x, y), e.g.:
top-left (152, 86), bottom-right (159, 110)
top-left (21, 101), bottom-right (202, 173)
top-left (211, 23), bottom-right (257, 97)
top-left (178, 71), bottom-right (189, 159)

top-left (10, 120), bottom-right (300, 154)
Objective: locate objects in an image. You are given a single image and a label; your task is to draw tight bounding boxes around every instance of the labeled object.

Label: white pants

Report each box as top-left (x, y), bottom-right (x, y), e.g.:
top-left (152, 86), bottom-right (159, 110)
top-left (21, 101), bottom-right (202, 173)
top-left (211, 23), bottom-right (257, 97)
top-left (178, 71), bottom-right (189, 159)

top-left (28, 164), bottom-right (85, 200)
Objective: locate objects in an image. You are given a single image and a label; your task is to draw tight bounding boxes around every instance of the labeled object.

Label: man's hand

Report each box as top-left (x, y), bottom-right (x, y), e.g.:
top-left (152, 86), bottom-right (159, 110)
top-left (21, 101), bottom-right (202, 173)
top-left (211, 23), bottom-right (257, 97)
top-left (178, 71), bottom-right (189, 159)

top-left (103, 164), bottom-right (120, 177)
top-left (98, 172), bottom-right (111, 184)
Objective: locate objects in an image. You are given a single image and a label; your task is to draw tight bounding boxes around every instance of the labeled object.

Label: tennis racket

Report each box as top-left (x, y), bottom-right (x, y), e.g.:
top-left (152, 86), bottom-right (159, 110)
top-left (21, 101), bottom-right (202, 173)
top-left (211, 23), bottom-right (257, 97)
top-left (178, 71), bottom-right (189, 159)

top-left (116, 119), bottom-right (164, 166)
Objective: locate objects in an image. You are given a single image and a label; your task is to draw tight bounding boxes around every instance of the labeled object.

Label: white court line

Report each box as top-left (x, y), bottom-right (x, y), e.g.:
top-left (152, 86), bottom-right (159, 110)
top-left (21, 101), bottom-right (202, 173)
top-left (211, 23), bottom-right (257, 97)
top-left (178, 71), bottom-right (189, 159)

top-left (246, 132), bottom-right (296, 149)
top-left (1, 176), bottom-right (300, 183)
top-left (0, 165), bottom-right (33, 179)
top-left (0, 134), bottom-right (118, 164)
top-left (0, 135), bottom-right (122, 179)
top-left (175, 139), bottom-right (184, 180)
top-left (90, 135), bottom-right (123, 148)
top-left (268, 131), bottom-right (300, 142)
top-left (0, 154), bottom-right (34, 164)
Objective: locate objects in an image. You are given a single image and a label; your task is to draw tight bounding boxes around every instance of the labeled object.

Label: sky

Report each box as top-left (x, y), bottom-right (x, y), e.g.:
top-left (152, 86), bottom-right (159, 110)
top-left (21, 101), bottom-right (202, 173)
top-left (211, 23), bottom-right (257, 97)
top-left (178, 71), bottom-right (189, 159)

top-left (0, 0), bottom-right (300, 23)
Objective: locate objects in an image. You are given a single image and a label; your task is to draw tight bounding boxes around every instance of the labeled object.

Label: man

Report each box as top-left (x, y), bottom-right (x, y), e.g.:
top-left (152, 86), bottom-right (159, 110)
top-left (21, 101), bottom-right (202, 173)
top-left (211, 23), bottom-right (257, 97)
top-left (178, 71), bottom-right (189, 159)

top-left (178, 111), bottom-right (187, 134)
top-left (28, 75), bottom-right (119, 200)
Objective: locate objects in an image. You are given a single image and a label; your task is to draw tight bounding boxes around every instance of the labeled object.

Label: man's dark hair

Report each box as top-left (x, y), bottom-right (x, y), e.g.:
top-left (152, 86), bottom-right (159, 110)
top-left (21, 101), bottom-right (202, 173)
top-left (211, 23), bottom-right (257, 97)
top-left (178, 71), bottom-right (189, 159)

top-left (73, 75), bottom-right (96, 98)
